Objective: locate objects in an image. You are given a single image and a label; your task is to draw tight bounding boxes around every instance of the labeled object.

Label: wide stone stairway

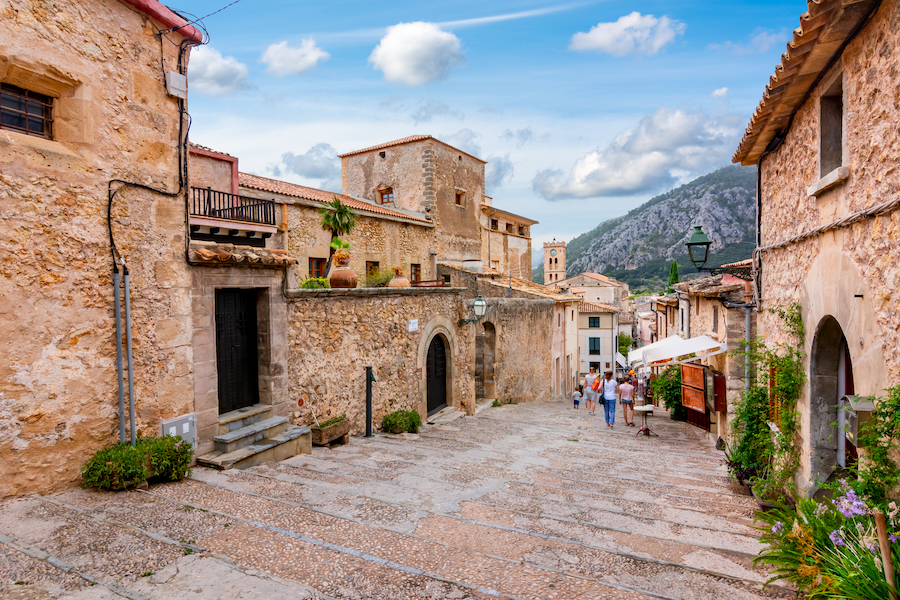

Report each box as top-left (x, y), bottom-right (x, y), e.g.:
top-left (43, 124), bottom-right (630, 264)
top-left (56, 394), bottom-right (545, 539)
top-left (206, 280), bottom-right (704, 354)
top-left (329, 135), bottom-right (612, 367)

top-left (0, 401), bottom-right (794, 600)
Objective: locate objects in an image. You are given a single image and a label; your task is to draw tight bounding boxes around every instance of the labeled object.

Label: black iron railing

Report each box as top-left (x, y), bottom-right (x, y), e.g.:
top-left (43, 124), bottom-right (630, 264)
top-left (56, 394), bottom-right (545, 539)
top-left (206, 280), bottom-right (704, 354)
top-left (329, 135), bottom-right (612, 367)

top-left (190, 187), bottom-right (276, 226)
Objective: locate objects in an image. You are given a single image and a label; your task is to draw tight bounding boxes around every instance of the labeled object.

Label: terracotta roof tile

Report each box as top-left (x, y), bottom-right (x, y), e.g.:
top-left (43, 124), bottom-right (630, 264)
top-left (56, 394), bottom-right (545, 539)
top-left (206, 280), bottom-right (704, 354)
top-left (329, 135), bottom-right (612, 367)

top-left (190, 242), bottom-right (298, 268)
top-left (238, 172), bottom-right (430, 224)
top-left (481, 275), bottom-right (576, 302)
top-left (733, 0), bottom-right (879, 165)
top-left (337, 135), bottom-right (487, 163)
top-left (578, 301), bottom-right (619, 314)
top-left (189, 142), bottom-right (234, 157)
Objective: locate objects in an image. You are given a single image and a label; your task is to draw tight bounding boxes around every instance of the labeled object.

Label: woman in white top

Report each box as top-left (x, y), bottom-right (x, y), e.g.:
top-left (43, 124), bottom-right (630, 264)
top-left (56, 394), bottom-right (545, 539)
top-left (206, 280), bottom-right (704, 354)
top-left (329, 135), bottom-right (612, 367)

top-left (601, 371), bottom-right (619, 428)
top-left (583, 367), bottom-right (599, 416)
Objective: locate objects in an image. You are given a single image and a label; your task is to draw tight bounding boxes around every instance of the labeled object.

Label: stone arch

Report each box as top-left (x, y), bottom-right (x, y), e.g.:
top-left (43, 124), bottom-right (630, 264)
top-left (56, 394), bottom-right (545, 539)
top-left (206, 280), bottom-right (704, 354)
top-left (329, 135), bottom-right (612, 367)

top-left (417, 316), bottom-right (460, 416)
top-left (798, 244), bottom-right (888, 491)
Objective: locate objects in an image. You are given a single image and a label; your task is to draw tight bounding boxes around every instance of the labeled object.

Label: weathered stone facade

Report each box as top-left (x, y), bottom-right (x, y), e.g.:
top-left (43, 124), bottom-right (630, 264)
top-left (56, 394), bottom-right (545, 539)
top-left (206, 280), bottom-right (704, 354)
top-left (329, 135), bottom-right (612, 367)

top-left (736, 0), bottom-right (900, 490)
top-left (285, 288), bottom-right (472, 432)
top-left (0, 0), bottom-right (200, 495)
top-left (341, 137), bottom-right (486, 264)
top-left (481, 202), bottom-right (535, 279)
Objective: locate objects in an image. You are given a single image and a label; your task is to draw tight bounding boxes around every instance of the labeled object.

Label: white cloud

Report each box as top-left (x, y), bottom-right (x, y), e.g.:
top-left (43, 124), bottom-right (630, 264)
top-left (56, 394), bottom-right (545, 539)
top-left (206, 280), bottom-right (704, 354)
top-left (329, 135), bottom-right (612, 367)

top-left (711, 87), bottom-right (728, 99)
top-left (570, 12), bottom-right (685, 56)
top-left (369, 22), bottom-right (466, 86)
top-left (261, 40), bottom-right (330, 77)
top-left (532, 107), bottom-right (745, 199)
top-left (501, 127), bottom-right (535, 147)
top-left (277, 143), bottom-right (341, 190)
top-left (438, 129), bottom-right (482, 157)
top-left (411, 101), bottom-right (464, 124)
top-left (190, 46), bottom-right (249, 96)
top-left (710, 29), bottom-right (785, 55)
top-left (486, 154), bottom-right (514, 192)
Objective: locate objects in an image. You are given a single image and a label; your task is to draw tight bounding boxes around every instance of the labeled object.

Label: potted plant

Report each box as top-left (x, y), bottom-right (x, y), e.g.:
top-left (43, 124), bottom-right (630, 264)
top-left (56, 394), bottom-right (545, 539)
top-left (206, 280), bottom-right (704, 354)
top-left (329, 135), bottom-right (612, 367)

top-left (319, 197), bottom-right (358, 275)
top-left (388, 265), bottom-right (411, 288)
top-left (381, 409), bottom-right (422, 434)
top-left (328, 238), bottom-right (357, 289)
top-left (311, 413), bottom-right (351, 446)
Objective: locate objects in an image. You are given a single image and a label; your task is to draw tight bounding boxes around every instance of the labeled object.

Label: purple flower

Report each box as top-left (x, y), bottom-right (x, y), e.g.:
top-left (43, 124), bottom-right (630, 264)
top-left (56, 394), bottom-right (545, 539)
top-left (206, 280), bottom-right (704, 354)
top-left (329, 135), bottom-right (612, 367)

top-left (772, 521), bottom-right (784, 535)
top-left (833, 489), bottom-right (868, 518)
top-left (890, 534), bottom-right (899, 543)
top-left (830, 530), bottom-right (846, 547)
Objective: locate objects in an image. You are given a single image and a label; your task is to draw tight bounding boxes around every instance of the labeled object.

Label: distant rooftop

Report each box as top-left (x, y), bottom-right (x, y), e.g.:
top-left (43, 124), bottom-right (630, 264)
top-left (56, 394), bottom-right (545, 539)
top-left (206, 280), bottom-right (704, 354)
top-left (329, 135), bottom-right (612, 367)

top-left (337, 135), bottom-right (486, 164)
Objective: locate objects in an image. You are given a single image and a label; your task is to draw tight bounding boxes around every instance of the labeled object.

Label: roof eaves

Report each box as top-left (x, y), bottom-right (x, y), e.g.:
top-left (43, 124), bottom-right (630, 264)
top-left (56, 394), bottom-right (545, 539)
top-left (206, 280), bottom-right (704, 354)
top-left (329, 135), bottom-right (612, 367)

top-left (338, 135), bottom-right (487, 164)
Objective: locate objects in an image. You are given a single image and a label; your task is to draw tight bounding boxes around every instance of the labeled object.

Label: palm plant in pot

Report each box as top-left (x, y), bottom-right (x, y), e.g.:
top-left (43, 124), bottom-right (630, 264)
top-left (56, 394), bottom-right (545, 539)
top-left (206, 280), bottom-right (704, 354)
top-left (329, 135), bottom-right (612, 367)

top-left (319, 197), bottom-right (358, 274)
top-left (328, 238), bottom-right (356, 288)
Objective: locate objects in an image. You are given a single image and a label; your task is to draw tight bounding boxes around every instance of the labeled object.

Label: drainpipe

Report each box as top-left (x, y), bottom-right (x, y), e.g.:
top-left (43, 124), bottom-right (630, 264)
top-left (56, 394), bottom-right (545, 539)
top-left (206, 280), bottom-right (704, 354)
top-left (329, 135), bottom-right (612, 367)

top-left (123, 263), bottom-right (137, 445)
top-left (113, 269), bottom-right (126, 444)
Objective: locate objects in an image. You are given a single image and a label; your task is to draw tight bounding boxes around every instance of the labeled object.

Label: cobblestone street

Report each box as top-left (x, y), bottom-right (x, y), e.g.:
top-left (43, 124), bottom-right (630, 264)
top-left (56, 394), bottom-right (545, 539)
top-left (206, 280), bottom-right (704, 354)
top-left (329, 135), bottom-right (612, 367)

top-left (0, 401), bottom-right (793, 600)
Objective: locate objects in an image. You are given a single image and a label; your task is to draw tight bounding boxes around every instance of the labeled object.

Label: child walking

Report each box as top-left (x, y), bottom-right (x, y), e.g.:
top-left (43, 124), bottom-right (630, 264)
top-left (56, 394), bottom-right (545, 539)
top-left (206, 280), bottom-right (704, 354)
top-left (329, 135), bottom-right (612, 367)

top-left (573, 385), bottom-right (583, 409)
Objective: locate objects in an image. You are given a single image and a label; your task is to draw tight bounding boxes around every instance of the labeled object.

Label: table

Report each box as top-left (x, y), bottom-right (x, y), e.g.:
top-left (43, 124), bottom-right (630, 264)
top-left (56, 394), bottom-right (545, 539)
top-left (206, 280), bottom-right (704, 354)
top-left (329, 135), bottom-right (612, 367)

top-left (634, 405), bottom-right (657, 437)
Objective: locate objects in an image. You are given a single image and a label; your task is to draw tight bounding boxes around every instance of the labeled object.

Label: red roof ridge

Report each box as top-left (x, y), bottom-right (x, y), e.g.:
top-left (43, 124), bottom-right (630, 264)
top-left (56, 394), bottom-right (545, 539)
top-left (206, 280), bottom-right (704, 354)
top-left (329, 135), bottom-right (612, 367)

top-left (578, 300), bottom-right (619, 313)
top-left (239, 172), bottom-right (430, 224)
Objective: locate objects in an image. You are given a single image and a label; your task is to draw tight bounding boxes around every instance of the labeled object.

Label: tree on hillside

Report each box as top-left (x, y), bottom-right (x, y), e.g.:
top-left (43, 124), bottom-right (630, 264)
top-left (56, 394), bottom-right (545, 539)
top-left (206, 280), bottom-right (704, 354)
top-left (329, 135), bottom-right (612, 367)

top-left (667, 260), bottom-right (680, 291)
top-left (319, 197), bottom-right (358, 274)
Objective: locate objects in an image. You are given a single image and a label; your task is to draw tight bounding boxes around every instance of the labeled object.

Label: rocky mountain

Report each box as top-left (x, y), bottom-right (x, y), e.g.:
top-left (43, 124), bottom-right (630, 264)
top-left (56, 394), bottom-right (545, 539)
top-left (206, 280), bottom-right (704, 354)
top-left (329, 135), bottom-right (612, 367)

top-left (534, 165), bottom-right (757, 290)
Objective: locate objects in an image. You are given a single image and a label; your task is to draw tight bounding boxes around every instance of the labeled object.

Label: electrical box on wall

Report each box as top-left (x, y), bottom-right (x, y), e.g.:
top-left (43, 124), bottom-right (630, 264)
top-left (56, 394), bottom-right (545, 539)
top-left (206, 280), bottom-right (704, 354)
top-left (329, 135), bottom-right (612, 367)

top-left (165, 71), bottom-right (187, 99)
top-left (161, 413), bottom-right (195, 447)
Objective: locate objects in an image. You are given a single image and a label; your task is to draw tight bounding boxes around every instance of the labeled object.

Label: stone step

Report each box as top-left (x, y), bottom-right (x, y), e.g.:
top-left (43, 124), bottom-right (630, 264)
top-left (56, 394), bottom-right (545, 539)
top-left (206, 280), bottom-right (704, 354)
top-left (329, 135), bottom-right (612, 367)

top-left (425, 405), bottom-right (465, 425)
top-left (199, 424), bottom-right (310, 470)
top-left (217, 403), bottom-right (273, 435)
top-left (214, 416), bottom-right (289, 453)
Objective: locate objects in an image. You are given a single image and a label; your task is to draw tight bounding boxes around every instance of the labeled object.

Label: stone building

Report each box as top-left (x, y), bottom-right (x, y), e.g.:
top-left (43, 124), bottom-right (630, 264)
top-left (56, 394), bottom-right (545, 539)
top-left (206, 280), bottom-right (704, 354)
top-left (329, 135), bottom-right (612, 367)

top-left (671, 274), bottom-right (756, 438)
top-left (577, 301), bottom-right (620, 378)
top-left (543, 239), bottom-right (566, 284)
top-left (733, 0), bottom-right (899, 491)
top-left (481, 200), bottom-right (537, 279)
top-left (0, 0), bottom-right (202, 496)
top-left (553, 272), bottom-right (630, 307)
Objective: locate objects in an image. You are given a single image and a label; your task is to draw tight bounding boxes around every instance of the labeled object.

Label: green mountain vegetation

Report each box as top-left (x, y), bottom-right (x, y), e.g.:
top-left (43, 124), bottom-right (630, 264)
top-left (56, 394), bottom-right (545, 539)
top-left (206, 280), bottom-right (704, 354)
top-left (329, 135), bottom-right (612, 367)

top-left (533, 165), bottom-right (756, 291)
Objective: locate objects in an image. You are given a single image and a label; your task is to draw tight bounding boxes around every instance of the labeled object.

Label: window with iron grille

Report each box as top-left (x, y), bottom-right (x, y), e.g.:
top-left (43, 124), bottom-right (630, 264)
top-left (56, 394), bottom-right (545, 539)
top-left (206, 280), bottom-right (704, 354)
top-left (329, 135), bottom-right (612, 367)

top-left (589, 337), bottom-right (601, 355)
top-left (410, 263), bottom-right (421, 282)
top-left (588, 317), bottom-right (600, 328)
top-left (309, 257), bottom-right (326, 278)
top-left (1, 84), bottom-right (53, 139)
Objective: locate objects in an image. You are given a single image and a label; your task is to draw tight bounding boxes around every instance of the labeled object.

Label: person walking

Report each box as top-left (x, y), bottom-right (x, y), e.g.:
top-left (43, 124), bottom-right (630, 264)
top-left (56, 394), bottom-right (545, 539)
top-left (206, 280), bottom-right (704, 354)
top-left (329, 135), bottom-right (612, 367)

top-left (584, 367), bottom-right (599, 416)
top-left (601, 371), bottom-right (619, 428)
top-left (620, 378), bottom-right (635, 426)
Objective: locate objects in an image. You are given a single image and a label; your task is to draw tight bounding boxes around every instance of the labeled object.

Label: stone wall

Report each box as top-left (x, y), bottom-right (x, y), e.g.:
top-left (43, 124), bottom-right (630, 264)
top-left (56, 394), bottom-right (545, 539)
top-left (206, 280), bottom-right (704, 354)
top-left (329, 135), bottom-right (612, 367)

top-left (756, 0), bottom-right (900, 489)
top-left (342, 139), bottom-right (485, 264)
top-left (0, 0), bottom-right (195, 496)
top-left (285, 288), bottom-right (473, 434)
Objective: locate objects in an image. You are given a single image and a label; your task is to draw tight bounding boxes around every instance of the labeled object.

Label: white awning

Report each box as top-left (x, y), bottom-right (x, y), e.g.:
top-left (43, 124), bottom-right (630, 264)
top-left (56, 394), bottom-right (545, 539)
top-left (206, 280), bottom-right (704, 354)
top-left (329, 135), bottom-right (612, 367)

top-left (615, 352), bottom-right (628, 367)
top-left (629, 335), bottom-right (726, 369)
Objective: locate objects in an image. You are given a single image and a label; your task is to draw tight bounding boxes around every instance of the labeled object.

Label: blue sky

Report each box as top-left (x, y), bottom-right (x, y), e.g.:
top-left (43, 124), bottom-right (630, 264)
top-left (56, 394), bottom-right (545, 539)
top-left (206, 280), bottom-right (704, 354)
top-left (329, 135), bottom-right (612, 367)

top-left (180, 0), bottom-right (803, 252)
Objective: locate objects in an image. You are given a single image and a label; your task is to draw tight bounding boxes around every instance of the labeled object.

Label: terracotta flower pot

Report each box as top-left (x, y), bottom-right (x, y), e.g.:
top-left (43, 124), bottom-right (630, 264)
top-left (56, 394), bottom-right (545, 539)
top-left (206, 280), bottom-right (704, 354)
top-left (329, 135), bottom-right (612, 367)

top-left (329, 254), bottom-right (356, 288)
top-left (388, 276), bottom-right (411, 288)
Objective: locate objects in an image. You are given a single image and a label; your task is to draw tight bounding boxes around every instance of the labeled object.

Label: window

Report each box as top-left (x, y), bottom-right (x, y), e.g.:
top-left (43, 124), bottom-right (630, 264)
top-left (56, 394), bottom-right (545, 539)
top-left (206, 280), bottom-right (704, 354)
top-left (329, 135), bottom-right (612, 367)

top-left (491, 260), bottom-right (500, 271)
top-left (571, 310), bottom-right (574, 322)
top-left (455, 192), bottom-right (464, 206)
top-left (820, 75), bottom-right (843, 177)
top-left (590, 361), bottom-right (600, 371)
top-left (589, 338), bottom-right (601, 355)
top-left (491, 219), bottom-right (498, 230)
top-left (366, 261), bottom-right (379, 275)
top-left (505, 223), bottom-right (513, 233)
top-left (518, 226), bottom-right (525, 236)
top-left (410, 263), bottom-right (421, 283)
top-left (588, 316), bottom-right (600, 328)
top-left (1, 84), bottom-right (53, 139)
top-left (712, 305), bottom-right (719, 334)
top-left (309, 257), bottom-right (326, 278)
top-left (557, 314), bottom-right (561, 327)
top-left (379, 188), bottom-right (394, 204)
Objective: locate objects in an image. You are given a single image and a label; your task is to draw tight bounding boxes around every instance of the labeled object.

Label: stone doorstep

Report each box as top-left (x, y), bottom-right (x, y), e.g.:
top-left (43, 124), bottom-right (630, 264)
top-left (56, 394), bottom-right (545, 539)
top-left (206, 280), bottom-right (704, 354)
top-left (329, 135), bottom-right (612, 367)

top-left (214, 416), bottom-right (290, 453)
top-left (217, 404), bottom-right (273, 435)
top-left (474, 399), bottom-right (496, 415)
top-left (199, 425), bottom-right (312, 470)
top-left (426, 406), bottom-right (465, 425)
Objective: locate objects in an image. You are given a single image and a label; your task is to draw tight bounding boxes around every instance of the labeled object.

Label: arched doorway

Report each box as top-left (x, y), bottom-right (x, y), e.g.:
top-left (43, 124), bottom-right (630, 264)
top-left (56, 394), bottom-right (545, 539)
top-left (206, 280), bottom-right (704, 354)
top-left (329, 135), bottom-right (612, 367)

top-left (476, 323), bottom-right (496, 400)
top-left (809, 316), bottom-right (854, 485)
top-left (426, 335), bottom-right (448, 415)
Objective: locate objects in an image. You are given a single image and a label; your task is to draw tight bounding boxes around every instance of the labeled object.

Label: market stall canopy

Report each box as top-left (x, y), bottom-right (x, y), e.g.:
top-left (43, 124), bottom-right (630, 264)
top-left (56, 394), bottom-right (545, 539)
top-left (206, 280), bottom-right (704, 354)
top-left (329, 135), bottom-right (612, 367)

top-left (628, 335), bottom-right (726, 368)
top-left (616, 352), bottom-right (628, 367)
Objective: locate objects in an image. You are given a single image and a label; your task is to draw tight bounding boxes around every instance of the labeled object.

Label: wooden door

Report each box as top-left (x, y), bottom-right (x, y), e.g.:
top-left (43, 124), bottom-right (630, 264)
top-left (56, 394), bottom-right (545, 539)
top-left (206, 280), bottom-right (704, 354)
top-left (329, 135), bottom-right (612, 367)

top-left (215, 289), bottom-right (260, 414)
top-left (426, 336), bottom-right (447, 415)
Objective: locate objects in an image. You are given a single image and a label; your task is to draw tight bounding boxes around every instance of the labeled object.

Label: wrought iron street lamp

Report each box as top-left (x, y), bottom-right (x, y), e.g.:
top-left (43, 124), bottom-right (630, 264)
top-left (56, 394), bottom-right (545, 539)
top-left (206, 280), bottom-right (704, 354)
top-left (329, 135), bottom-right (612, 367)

top-left (684, 225), bottom-right (753, 281)
top-left (459, 295), bottom-right (487, 326)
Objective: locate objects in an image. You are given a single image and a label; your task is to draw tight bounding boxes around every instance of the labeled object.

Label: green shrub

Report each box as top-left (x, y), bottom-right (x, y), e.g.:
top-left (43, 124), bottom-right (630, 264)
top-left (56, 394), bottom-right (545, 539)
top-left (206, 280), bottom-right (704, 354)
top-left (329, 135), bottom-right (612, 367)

top-left (364, 267), bottom-right (395, 288)
top-left (316, 413), bottom-right (346, 429)
top-left (300, 277), bottom-right (330, 289)
top-left (82, 436), bottom-right (193, 490)
top-left (651, 365), bottom-right (685, 419)
top-left (381, 409), bottom-right (422, 433)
